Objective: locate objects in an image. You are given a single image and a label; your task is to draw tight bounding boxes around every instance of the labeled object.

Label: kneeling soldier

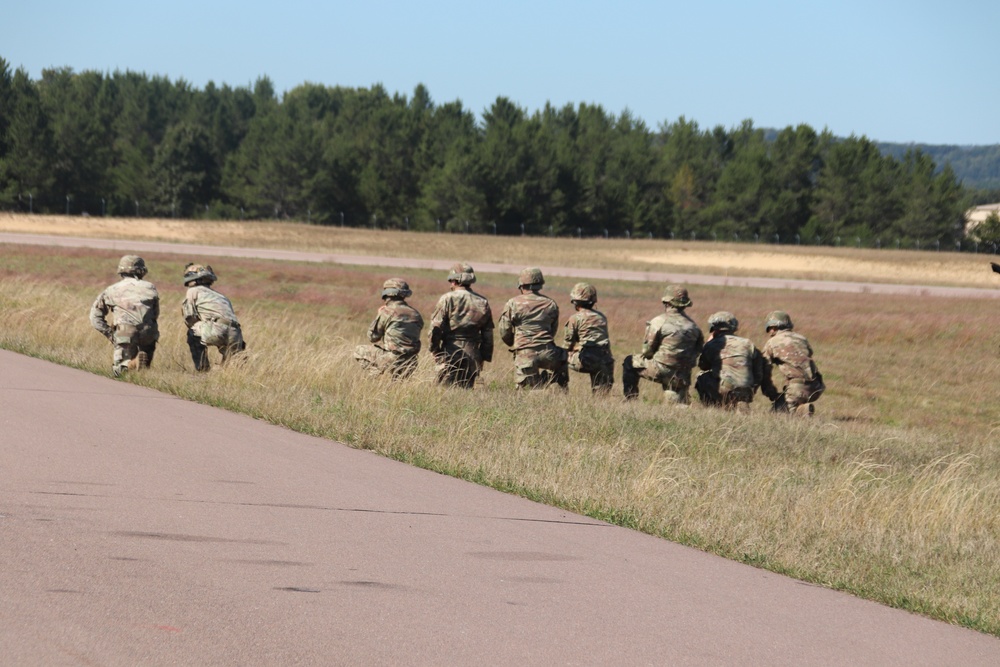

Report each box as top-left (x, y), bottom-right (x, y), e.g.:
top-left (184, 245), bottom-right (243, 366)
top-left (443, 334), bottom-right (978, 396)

top-left (760, 310), bottom-right (825, 415)
top-left (182, 263), bottom-right (246, 371)
top-left (623, 284), bottom-right (704, 404)
top-left (498, 267), bottom-right (568, 390)
top-left (564, 282), bottom-right (614, 394)
top-left (354, 278), bottom-right (424, 379)
top-left (90, 255), bottom-right (160, 377)
top-left (695, 311), bottom-right (763, 410)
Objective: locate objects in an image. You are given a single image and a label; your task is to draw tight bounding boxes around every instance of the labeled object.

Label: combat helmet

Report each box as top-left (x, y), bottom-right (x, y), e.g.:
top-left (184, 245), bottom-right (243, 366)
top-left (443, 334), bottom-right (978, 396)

top-left (183, 263), bottom-right (217, 287)
top-left (661, 284), bottom-right (692, 308)
top-left (117, 255), bottom-right (148, 278)
top-left (381, 278), bottom-right (412, 299)
top-left (708, 311), bottom-right (738, 334)
top-left (518, 267), bottom-right (545, 289)
top-left (764, 310), bottom-right (794, 331)
top-left (447, 262), bottom-right (476, 286)
top-left (569, 282), bottom-right (597, 306)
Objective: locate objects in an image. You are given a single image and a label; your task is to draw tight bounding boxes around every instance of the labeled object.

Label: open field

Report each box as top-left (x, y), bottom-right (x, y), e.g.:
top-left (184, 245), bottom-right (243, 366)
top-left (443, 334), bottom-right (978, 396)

top-left (3, 213), bottom-right (1000, 288)
top-left (2, 233), bottom-right (1000, 636)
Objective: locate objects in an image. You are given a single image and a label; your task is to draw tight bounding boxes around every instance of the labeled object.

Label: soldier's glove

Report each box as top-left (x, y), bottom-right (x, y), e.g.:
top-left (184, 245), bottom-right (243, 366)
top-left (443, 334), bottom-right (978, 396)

top-left (991, 262), bottom-right (1000, 274)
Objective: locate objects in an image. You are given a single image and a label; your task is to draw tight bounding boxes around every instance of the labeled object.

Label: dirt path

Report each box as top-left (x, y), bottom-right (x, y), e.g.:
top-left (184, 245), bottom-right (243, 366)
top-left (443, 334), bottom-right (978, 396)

top-left (4, 231), bottom-right (999, 299)
top-left (3, 350), bottom-right (998, 665)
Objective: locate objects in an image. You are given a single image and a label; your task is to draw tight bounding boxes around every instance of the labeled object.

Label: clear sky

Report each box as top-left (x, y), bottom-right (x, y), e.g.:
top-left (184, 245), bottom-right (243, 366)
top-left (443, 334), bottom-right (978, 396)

top-left (4, 0), bottom-right (997, 145)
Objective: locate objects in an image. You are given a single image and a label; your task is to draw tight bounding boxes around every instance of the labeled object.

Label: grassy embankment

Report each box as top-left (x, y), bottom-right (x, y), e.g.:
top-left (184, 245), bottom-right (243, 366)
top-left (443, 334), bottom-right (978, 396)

top-left (2, 217), bottom-right (999, 636)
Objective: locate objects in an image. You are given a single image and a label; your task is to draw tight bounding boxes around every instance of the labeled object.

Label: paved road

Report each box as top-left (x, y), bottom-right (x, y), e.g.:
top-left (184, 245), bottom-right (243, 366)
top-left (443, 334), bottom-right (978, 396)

top-left (3, 231), bottom-right (999, 299)
top-left (2, 350), bottom-right (998, 665)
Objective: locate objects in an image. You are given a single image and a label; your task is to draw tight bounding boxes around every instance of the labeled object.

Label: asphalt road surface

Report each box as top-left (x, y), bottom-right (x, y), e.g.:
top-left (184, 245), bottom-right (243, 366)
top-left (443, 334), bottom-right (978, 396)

top-left (2, 350), bottom-right (999, 665)
top-left (3, 231), bottom-right (999, 299)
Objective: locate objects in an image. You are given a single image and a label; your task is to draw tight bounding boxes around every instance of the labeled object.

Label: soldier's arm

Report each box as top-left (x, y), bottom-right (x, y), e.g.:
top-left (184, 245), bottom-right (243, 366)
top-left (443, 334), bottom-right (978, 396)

top-left (367, 309), bottom-right (387, 343)
top-left (759, 349), bottom-right (779, 400)
top-left (428, 300), bottom-right (447, 355)
top-left (181, 290), bottom-right (199, 328)
top-left (498, 304), bottom-right (515, 348)
top-left (563, 316), bottom-right (577, 350)
top-left (547, 300), bottom-right (560, 338)
top-left (479, 304), bottom-right (495, 363)
top-left (89, 292), bottom-right (113, 340)
top-left (640, 322), bottom-right (659, 359)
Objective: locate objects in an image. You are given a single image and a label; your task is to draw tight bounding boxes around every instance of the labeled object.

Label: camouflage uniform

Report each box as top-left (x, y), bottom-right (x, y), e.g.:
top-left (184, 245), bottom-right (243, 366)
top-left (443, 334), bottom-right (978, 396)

top-left (760, 311), bottom-right (825, 415)
top-left (181, 264), bottom-right (245, 371)
top-left (623, 285), bottom-right (704, 404)
top-left (498, 267), bottom-right (568, 390)
top-left (355, 279), bottom-right (424, 379)
top-left (89, 255), bottom-right (160, 377)
top-left (563, 283), bottom-right (614, 393)
top-left (695, 312), bottom-right (763, 409)
top-left (429, 264), bottom-right (494, 389)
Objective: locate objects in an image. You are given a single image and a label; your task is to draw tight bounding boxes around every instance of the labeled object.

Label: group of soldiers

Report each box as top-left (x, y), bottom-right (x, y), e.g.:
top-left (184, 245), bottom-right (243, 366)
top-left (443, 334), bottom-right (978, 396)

top-left (354, 263), bottom-right (825, 415)
top-left (89, 255), bottom-right (245, 376)
top-left (88, 254), bottom-right (823, 414)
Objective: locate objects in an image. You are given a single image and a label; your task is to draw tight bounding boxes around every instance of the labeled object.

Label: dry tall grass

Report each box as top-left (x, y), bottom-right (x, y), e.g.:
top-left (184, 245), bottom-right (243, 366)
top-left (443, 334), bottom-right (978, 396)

top-left (3, 212), bottom-right (1000, 287)
top-left (2, 243), bottom-right (999, 635)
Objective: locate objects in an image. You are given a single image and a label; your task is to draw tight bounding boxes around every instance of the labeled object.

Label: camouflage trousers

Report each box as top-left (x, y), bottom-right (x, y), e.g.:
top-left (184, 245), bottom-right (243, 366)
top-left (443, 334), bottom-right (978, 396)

top-left (435, 341), bottom-right (483, 389)
top-left (513, 344), bottom-right (568, 390)
top-left (622, 355), bottom-right (693, 404)
top-left (111, 323), bottom-right (157, 377)
top-left (772, 376), bottom-right (825, 415)
top-left (568, 346), bottom-right (614, 394)
top-left (188, 320), bottom-right (245, 372)
top-left (695, 372), bottom-right (755, 410)
top-left (354, 344), bottom-right (418, 380)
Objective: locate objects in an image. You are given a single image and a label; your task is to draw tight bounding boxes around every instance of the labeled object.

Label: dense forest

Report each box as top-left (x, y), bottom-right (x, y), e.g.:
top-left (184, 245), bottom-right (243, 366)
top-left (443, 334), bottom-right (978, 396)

top-left (1, 58), bottom-right (996, 246)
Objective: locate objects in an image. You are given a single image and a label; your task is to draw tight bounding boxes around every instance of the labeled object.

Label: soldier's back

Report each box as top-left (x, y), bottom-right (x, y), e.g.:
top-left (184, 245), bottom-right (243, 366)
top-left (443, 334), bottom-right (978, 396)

top-left (381, 300), bottom-right (423, 353)
top-left (105, 277), bottom-right (159, 325)
top-left (651, 310), bottom-right (702, 368)
top-left (504, 292), bottom-right (559, 349)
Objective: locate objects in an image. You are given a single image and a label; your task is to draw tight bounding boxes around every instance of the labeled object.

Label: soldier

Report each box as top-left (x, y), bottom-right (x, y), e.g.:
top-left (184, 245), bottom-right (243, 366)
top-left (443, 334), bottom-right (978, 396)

top-left (354, 278), bottom-right (424, 379)
top-left (760, 310), bottom-right (825, 415)
top-left (563, 282), bottom-right (614, 393)
top-left (90, 255), bottom-right (160, 377)
top-left (695, 311), bottom-right (763, 410)
top-left (498, 267), bottom-right (568, 390)
top-left (182, 263), bottom-right (246, 372)
top-left (429, 263), bottom-right (494, 388)
top-left (622, 284), bottom-right (704, 404)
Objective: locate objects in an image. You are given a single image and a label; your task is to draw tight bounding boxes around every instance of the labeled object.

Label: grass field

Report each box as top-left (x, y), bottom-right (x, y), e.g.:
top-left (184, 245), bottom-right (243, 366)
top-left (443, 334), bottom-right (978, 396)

top-left (2, 214), bottom-right (1000, 635)
top-left (3, 212), bottom-right (1000, 288)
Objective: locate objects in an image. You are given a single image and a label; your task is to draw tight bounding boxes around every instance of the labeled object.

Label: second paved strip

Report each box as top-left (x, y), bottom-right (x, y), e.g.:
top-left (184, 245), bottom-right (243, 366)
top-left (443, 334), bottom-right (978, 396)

top-left (3, 231), bottom-right (999, 299)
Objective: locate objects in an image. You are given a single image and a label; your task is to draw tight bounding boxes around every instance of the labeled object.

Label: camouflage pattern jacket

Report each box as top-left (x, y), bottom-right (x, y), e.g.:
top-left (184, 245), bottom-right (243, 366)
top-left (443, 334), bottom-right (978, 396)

top-left (698, 333), bottom-right (763, 390)
top-left (760, 330), bottom-right (820, 399)
top-left (499, 291), bottom-right (560, 350)
top-left (90, 277), bottom-right (160, 341)
top-left (563, 308), bottom-right (611, 352)
top-left (182, 285), bottom-right (239, 328)
top-left (368, 300), bottom-right (423, 355)
top-left (641, 309), bottom-right (704, 371)
top-left (429, 288), bottom-right (494, 361)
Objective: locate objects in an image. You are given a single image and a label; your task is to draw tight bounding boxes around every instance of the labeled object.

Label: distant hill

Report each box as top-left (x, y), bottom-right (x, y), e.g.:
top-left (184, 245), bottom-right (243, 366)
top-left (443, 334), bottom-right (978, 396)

top-left (762, 130), bottom-right (1000, 191)
top-left (876, 142), bottom-right (1000, 191)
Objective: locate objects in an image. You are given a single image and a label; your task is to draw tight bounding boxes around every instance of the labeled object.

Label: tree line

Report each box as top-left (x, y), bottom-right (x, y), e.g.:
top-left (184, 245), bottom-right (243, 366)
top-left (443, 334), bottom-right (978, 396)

top-left (0, 58), bottom-right (985, 246)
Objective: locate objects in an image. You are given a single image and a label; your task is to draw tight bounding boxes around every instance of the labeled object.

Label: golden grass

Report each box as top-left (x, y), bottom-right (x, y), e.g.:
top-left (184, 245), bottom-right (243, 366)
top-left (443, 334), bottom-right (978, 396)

top-left (2, 242), bottom-right (1000, 635)
top-left (3, 212), bottom-right (1000, 287)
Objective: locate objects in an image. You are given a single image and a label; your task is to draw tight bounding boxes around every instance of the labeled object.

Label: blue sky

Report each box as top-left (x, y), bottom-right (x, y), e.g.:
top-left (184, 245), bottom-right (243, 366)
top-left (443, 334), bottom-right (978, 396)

top-left (4, 0), bottom-right (997, 145)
